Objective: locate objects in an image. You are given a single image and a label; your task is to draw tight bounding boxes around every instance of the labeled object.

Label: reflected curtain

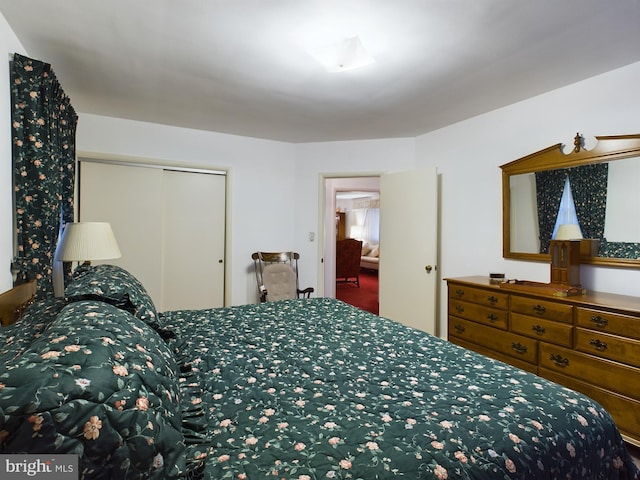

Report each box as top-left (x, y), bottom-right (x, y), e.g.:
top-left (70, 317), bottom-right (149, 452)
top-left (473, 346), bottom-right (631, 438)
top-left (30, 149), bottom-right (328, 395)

top-left (535, 164), bottom-right (608, 255)
top-left (567, 163), bottom-right (608, 242)
top-left (535, 169), bottom-right (566, 254)
top-left (11, 53), bottom-right (77, 297)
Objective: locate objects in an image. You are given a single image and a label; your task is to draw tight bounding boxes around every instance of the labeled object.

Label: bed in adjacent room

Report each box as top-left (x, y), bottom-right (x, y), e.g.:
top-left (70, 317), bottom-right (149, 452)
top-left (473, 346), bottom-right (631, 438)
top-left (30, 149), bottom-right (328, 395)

top-left (0, 264), bottom-right (638, 479)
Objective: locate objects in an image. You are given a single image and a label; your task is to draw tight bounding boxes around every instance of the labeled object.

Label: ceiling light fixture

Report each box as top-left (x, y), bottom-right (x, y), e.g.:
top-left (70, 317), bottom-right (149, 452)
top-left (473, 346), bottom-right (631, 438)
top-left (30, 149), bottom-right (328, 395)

top-left (309, 35), bottom-right (375, 72)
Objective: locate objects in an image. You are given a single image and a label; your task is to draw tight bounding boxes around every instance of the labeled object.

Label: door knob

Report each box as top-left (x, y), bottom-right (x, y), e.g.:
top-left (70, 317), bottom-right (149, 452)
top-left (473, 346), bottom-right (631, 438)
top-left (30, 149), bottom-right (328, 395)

top-left (425, 265), bottom-right (433, 273)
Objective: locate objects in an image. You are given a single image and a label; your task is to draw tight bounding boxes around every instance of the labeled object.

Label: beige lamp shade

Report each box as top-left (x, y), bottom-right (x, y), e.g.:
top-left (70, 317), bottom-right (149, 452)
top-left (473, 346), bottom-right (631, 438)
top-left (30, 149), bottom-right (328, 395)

top-left (554, 223), bottom-right (583, 240)
top-left (55, 222), bottom-right (122, 262)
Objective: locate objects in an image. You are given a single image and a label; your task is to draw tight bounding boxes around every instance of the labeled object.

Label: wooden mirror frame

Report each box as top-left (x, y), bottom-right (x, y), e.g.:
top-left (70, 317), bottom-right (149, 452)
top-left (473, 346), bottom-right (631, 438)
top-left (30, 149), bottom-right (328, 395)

top-left (501, 133), bottom-right (640, 268)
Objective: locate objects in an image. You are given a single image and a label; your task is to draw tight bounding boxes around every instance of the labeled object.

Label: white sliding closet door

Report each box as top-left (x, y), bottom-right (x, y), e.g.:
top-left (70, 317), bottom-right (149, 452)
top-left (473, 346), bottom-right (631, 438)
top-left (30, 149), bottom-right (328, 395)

top-left (79, 162), bottom-right (164, 303)
top-left (79, 160), bottom-right (225, 312)
top-left (161, 170), bottom-right (225, 310)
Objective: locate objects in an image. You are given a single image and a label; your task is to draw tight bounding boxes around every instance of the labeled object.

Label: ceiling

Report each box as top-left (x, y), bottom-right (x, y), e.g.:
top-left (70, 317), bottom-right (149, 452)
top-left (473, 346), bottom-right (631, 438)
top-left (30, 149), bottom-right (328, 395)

top-left (1, 1), bottom-right (639, 143)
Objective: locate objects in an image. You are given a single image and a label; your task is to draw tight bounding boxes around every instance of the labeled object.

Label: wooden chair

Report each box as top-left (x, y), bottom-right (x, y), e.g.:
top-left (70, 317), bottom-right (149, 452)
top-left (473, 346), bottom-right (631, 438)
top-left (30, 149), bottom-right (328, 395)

top-left (251, 252), bottom-right (314, 302)
top-left (336, 238), bottom-right (363, 287)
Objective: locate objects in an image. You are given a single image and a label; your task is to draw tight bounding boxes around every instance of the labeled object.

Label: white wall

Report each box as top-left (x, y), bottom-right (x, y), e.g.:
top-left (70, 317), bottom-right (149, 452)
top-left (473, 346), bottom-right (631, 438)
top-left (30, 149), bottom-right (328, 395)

top-left (414, 61), bottom-right (640, 335)
top-left (76, 114), bottom-right (296, 306)
top-left (0, 15), bottom-right (26, 292)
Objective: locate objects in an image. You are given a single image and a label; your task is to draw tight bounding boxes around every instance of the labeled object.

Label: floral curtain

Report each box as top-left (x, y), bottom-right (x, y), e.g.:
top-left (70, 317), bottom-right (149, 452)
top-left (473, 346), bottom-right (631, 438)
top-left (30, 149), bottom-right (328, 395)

top-left (534, 169), bottom-right (566, 254)
top-left (568, 163), bottom-right (608, 242)
top-left (11, 53), bottom-right (77, 297)
top-left (535, 164), bottom-right (608, 254)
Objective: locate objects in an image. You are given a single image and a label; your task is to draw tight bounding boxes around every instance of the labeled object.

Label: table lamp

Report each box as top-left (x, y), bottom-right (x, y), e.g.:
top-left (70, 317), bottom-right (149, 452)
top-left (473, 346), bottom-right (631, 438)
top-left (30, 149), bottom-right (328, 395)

top-left (53, 222), bottom-right (121, 296)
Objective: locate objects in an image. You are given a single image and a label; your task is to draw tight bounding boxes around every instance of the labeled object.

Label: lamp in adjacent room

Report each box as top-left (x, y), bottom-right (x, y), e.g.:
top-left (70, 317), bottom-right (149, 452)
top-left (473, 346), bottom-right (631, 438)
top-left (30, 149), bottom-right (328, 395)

top-left (53, 222), bottom-right (122, 296)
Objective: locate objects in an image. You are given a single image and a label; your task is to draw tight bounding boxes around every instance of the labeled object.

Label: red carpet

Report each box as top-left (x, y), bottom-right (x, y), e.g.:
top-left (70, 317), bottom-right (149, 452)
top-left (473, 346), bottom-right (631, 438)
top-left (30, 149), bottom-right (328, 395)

top-left (336, 269), bottom-right (379, 315)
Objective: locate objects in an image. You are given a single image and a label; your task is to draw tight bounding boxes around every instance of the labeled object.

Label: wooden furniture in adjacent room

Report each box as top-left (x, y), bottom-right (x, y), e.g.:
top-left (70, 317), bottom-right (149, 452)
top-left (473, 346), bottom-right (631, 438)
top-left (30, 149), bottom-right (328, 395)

top-left (336, 212), bottom-right (346, 241)
top-left (336, 238), bottom-right (363, 287)
top-left (446, 276), bottom-right (640, 447)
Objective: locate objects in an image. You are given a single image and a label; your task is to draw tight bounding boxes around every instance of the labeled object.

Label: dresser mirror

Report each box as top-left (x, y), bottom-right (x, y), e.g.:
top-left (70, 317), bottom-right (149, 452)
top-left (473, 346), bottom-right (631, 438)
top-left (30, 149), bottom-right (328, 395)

top-left (501, 133), bottom-right (640, 268)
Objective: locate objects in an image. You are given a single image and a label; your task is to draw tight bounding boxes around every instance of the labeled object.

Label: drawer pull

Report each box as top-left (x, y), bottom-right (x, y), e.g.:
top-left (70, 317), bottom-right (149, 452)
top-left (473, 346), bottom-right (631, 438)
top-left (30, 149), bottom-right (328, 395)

top-left (550, 354), bottom-right (569, 367)
top-left (455, 304), bottom-right (464, 313)
top-left (531, 325), bottom-right (546, 336)
top-left (455, 289), bottom-right (465, 298)
top-left (486, 313), bottom-right (498, 322)
top-left (511, 342), bottom-right (528, 355)
top-left (590, 315), bottom-right (609, 328)
top-left (532, 304), bottom-right (546, 315)
top-left (454, 324), bottom-right (465, 334)
top-left (487, 295), bottom-right (498, 305)
top-left (589, 339), bottom-right (608, 351)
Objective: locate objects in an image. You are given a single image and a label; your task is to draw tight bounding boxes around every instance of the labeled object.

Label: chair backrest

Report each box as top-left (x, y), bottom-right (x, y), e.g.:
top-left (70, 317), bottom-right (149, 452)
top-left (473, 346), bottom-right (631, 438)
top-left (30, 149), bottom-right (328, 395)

top-left (262, 263), bottom-right (297, 301)
top-left (252, 251), bottom-right (302, 302)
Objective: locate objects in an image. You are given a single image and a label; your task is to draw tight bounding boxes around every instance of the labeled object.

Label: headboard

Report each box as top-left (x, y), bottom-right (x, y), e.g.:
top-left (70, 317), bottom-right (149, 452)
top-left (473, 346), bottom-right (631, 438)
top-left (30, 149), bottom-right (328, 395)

top-left (0, 280), bottom-right (37, 327)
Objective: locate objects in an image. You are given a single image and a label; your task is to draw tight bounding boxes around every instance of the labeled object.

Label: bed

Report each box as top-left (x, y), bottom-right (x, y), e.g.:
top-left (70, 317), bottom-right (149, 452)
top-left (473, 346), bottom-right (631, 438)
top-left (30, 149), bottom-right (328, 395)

top-left (0, 264), bottom-right (638, 479)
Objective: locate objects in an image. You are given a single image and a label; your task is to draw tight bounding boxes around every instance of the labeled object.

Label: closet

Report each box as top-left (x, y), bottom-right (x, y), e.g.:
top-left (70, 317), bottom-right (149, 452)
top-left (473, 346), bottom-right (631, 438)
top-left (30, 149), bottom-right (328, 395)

top-left (78, 159), bottom-right (226, 311)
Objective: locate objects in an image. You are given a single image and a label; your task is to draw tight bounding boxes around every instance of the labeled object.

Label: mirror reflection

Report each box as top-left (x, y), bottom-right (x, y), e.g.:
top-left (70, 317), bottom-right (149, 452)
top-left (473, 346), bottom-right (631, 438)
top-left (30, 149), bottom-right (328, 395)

top-left (510, 158), bottom-right (640, 256)
top-left (502, 133), bottom-right (640, 267)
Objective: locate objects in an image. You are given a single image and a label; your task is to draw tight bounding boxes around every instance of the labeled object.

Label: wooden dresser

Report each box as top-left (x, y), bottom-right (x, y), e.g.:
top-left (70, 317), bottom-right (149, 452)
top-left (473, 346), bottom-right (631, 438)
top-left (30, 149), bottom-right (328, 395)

top-left (446, 276), bottom-right (640, 447)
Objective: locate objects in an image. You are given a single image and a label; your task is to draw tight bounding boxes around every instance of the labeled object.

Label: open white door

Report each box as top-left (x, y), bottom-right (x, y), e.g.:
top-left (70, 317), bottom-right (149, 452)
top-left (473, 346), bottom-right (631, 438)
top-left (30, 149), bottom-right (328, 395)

top-left (379, 167), bottom-right (438, 334)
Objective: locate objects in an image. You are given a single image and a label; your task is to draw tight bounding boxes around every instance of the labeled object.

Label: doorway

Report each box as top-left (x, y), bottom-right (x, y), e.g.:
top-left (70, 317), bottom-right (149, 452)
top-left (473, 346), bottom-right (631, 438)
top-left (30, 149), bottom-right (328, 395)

top-left (323, 177), bottom-right (380, 299)
top-left (322, 168), bottom-right (439, 334)
top-left (335, 189), bottom-right (380, 314)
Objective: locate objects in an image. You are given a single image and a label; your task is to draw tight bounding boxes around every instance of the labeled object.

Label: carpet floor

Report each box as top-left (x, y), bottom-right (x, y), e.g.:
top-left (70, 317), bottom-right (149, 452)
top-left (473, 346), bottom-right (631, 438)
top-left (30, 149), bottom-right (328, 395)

top-left (336, 269), bottom-right (379, 315)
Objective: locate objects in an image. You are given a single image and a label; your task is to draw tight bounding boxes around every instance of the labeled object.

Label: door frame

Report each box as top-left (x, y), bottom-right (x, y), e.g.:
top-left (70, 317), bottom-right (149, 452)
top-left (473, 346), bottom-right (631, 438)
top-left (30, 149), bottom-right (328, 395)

top-left (319, 174), bottom-right (382, 298)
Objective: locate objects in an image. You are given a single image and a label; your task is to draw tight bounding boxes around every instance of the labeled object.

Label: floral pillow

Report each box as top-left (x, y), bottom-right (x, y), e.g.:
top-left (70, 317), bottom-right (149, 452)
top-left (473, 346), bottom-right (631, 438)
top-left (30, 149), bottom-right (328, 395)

top-left (65, 264), bottom-right (160, 329)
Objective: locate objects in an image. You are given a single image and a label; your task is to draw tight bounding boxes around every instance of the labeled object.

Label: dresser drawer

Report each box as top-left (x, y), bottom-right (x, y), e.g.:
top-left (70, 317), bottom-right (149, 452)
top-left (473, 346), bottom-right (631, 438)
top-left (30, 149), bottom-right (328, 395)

top-left (539, 344), bottom-right (640, 400)
top-left (511, 312), bottom-right (573, 347)
top-left (449, 317), bottom-right (537, 365)
top-left (450, 337), bottom-right (537, 374)
top-left (575, 328), bottom-right (640, 368)
top-left (448, 299), bottom-right (508, 330)
top-left (576, 307), bottom-right (640, 340)
top-left (510, 296), bottom-right (573, 323)
top-left (448, 285), bottom-right (508, 310)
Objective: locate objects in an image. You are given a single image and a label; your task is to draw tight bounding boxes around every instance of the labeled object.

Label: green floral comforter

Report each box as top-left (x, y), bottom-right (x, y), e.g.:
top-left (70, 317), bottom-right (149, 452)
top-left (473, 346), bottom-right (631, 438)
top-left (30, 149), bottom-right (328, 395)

top-left (161, 298), bottom-right (639, 480)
